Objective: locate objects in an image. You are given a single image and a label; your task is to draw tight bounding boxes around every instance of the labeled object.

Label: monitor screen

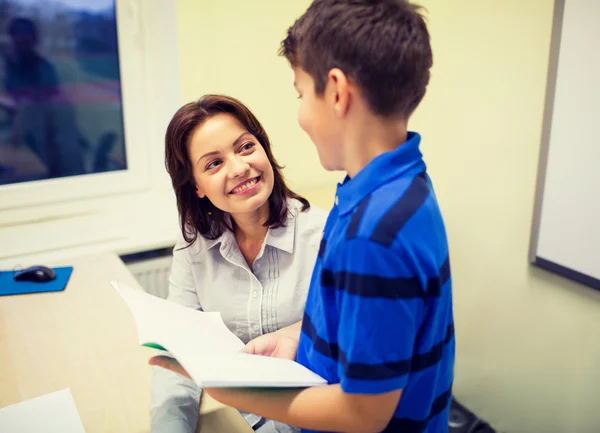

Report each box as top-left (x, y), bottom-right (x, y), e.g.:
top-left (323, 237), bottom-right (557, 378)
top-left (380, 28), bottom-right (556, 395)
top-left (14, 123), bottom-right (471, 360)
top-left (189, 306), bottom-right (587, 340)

top-left (0, 0), bottom-right (126, 186)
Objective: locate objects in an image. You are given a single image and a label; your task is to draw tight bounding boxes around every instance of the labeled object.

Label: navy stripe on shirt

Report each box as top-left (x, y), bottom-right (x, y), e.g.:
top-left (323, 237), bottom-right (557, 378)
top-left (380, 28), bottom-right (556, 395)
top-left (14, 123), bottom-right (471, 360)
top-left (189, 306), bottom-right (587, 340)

top-left (346, 196), bottom-right (371, 239)
top-left (341, 324), bottom-right (455, 380)
top-left (322, 269), bottom-right (426, 299)
top-left (382, 387), bottom-right (452, 433)
top-left (427, 256), bottom-right (451, 298)
top-left (303, 311), bottom-right (454, 380)
top-left (318, 238), bottom-right (327, 259)
top-left (370, 172), bottom-right (429, 247)
top-left (301, 311), bottom-right (339, 360)
top-left (320, 255), bottom-right (451, 300)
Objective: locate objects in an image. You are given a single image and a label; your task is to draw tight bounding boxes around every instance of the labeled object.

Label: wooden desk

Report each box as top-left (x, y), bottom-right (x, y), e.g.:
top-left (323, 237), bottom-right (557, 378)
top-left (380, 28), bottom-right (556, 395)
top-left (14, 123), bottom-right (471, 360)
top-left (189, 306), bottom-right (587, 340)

top-left (0, 252), bottom-right (250, 433)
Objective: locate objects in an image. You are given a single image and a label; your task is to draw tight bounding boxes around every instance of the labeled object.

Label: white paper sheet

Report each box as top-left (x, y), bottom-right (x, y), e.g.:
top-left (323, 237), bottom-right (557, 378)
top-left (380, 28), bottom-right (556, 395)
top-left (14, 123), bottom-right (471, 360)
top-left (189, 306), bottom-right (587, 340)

top-left (0, 389), bottom-right (86, 433)
top-left (112, 280), bottom-right (327, 388)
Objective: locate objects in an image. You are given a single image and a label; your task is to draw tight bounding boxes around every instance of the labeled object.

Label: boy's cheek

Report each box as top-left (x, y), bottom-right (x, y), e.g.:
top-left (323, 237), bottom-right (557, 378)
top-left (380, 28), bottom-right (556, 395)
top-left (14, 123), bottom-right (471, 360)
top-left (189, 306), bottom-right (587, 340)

top-left (297, 108), bottom-right (310, 134)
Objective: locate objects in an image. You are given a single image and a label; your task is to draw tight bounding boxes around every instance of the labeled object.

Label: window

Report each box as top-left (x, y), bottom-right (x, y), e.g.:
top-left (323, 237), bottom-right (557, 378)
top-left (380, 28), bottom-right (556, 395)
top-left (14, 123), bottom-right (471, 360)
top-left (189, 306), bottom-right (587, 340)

top-left (0, 0), bottom-right (126, 185)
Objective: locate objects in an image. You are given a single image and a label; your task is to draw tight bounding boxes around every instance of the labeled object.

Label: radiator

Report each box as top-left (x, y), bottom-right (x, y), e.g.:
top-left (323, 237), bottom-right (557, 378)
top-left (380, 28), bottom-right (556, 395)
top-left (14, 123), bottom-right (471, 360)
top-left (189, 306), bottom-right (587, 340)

top-left (120, 247), bottom-right (173, 299)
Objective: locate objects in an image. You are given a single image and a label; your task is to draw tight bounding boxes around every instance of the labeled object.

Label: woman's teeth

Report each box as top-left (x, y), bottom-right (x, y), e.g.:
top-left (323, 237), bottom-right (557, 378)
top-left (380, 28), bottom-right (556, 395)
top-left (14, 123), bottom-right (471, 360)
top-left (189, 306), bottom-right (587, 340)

top-left (232, 178), bottom-right (258, 194)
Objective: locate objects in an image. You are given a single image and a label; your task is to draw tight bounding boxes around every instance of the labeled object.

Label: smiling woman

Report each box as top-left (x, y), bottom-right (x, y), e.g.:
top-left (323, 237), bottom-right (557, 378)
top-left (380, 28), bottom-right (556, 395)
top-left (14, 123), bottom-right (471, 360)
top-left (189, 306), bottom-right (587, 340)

top-left (188, 114), bottom-right (275, 224)
top-left (154, 94), bottom-right (327, 433)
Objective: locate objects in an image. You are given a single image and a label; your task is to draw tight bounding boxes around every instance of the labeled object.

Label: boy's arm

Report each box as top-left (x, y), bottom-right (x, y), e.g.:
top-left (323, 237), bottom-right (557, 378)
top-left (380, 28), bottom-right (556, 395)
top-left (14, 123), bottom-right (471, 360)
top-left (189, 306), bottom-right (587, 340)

top-left (148, 355), bottom-right (401, 433)
top-left (207, 384), bottom-right (401, 433)
top-left (150, 356), bottom-right (402, 433)
top-left (276, 320), bottom-right (302, 338)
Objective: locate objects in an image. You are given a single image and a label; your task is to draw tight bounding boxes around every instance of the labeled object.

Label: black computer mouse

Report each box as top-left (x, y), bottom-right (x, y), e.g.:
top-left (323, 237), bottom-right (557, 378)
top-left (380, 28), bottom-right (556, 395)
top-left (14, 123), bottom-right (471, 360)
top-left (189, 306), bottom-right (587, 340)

top-left (13, 265), bottom-right (57, 283)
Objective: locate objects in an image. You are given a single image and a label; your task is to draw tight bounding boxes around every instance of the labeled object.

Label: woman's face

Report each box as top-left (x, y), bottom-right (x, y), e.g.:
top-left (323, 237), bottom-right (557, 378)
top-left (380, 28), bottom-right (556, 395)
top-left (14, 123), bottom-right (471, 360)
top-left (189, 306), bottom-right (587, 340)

top-left (187, 113), bottom-right (274, 217)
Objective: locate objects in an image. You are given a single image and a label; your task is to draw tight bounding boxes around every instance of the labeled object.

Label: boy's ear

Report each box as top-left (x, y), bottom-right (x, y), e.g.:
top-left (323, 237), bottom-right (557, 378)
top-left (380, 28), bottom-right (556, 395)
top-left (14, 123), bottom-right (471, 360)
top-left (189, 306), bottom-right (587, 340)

top-left (327, 68), bottom-right (350, 118)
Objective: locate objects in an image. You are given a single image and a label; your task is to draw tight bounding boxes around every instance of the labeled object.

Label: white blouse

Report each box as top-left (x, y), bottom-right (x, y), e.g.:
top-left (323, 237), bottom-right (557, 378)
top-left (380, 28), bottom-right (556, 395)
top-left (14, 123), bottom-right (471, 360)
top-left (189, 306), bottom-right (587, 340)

top-left (150, 199), bottom-right (327, 432)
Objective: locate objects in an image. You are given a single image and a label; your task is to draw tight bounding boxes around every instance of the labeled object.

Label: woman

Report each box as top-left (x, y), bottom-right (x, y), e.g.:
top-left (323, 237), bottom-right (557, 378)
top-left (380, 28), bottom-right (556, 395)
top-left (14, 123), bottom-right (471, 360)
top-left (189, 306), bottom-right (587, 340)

top-left (151, 94), bottom-right (326, 433)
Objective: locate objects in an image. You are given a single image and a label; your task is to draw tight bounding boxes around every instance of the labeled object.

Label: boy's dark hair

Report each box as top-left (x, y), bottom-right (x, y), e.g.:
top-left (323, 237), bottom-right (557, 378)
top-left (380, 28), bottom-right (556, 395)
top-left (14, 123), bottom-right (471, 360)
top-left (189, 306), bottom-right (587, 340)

top-left (165, 94), bottom-right (309, 244)
top-left (280, 0), bottom-right (432, 119)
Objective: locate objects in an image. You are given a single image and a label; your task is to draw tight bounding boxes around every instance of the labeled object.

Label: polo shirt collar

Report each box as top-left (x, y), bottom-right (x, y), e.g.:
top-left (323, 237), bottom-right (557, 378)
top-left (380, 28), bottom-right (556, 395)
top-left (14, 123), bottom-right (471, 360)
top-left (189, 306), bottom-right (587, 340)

top-left (336, 132), bottom-right (425, 216)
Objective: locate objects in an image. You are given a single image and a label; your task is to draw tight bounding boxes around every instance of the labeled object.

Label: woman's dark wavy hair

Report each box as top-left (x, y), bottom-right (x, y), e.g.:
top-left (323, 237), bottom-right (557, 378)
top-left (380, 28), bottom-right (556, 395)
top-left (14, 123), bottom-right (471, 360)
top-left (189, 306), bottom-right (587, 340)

top-left (165, 94), bottom-right (310, 244)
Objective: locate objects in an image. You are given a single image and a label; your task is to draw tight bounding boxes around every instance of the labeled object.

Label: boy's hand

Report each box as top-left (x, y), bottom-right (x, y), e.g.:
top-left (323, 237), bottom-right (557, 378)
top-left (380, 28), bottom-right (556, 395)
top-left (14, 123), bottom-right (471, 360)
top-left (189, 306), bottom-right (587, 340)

top-left (243, 333), bottom-right (298, 360)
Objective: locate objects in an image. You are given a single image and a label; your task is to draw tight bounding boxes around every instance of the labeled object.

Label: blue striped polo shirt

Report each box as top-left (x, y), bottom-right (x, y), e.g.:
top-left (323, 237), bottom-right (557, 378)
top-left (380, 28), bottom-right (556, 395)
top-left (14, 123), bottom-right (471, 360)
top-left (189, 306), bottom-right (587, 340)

top-left (296, 132), bottom-right (455, 433)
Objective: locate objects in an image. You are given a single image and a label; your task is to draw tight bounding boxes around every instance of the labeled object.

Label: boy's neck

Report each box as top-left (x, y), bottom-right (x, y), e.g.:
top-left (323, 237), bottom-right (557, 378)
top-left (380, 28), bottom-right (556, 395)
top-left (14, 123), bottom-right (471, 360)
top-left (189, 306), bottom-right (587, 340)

top-left (342, 113), bottom-right (408, 178)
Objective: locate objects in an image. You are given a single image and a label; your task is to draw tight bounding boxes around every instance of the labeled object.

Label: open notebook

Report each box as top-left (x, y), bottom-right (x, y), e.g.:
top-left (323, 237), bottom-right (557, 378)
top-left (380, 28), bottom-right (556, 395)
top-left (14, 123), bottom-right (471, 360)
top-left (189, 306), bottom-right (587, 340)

top-left (112, 281), bottom-right (327, 388)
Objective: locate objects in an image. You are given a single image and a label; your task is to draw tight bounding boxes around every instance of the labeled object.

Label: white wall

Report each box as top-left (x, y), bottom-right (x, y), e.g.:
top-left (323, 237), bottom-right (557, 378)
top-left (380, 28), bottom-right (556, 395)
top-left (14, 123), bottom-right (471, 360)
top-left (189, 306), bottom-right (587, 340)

top-left (176, 1), bottom-right (600, 432)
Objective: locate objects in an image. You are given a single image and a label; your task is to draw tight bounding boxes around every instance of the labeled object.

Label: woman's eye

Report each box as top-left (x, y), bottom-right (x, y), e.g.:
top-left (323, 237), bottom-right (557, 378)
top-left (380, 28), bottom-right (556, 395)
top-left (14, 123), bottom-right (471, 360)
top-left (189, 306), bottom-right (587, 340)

top-left (240, 142), bottom-right (255, 152)
top-left (205, 160), bottom-right (221, 171)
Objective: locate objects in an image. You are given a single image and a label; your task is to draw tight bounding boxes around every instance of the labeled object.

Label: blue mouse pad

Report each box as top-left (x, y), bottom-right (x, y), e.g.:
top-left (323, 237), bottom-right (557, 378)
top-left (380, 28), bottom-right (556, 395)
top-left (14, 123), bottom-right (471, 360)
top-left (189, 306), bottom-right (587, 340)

top-left (0, 267), bottom-right (73, 297)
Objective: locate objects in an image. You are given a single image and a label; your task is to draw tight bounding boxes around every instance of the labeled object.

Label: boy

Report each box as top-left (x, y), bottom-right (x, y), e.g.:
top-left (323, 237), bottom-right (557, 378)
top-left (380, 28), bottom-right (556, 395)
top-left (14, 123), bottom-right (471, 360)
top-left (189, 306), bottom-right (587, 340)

top-left (151, 1), bottom-right (455, 432)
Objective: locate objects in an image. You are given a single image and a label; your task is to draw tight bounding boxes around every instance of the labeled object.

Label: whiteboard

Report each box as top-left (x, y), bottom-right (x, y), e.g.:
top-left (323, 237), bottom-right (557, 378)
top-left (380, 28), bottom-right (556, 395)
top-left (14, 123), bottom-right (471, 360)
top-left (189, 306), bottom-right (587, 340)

top-left (530, 0), bottom-right (600, 290)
